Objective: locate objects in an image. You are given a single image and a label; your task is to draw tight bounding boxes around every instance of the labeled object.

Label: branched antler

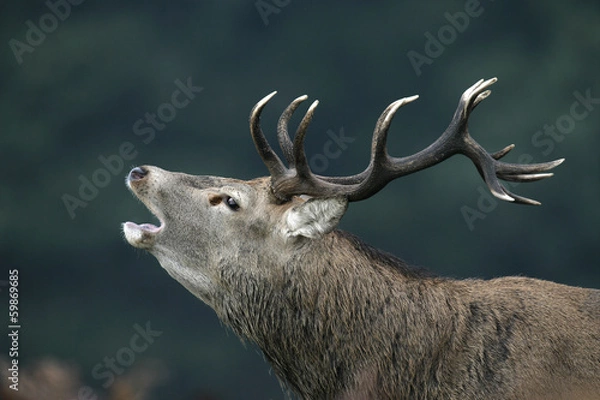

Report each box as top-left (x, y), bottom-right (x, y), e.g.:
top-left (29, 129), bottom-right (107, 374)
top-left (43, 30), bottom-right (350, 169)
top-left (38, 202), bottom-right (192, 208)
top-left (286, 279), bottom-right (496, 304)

top-left (249, 78), bottom-right (563, 205)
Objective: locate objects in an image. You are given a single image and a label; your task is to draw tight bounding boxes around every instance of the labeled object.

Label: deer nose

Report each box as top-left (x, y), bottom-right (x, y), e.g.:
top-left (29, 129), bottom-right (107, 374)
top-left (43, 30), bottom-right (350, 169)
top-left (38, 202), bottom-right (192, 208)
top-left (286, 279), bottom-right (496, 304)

top-left (129, 166), bottom-right (148, 181)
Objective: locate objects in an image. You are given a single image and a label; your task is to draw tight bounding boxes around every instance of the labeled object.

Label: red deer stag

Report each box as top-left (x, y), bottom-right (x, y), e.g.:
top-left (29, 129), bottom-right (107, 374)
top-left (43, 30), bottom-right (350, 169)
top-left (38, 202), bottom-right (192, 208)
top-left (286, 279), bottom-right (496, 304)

top-left (123, 78), bottom-right (600, 399)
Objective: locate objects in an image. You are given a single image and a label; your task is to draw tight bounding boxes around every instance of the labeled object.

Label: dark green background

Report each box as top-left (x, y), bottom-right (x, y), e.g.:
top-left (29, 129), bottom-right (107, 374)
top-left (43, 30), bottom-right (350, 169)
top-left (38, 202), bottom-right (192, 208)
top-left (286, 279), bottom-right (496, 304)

top-left (1, 1), bottom-right (599, 399)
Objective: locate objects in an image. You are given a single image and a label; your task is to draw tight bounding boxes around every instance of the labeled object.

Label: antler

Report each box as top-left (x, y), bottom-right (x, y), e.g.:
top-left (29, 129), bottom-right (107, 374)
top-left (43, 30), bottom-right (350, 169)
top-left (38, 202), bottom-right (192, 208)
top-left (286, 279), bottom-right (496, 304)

top-left (249, 78), bottom-right (564, 205)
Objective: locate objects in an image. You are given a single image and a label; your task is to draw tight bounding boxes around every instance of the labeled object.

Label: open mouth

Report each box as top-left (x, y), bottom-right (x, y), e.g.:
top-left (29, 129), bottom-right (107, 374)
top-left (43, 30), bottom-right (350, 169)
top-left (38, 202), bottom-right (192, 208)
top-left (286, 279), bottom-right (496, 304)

top-left (122, 218), bottom-right (164, 249)
top-left (123, 166), bottom-right (165, 249)
top-left (125, 222), bottom-right (162, 233)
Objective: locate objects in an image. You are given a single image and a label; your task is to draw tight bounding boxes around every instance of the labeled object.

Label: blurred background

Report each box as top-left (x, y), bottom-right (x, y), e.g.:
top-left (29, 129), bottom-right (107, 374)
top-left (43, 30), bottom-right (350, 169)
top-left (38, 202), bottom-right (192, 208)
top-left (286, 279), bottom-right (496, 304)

top-left (1, 1), bottom-right (598, 399)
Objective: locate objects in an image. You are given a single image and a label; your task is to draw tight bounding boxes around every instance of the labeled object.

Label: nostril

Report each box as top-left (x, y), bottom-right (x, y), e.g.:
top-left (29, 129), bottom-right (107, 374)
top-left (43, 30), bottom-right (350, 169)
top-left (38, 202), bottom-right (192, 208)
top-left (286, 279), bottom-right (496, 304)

top-left (129, 167), bottom-right (148, 181)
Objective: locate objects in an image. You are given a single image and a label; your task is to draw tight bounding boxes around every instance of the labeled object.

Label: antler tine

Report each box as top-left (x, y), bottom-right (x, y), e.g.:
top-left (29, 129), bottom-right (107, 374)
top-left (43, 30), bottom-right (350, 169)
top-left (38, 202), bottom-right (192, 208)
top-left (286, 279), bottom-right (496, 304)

top-left (462, 78), bottom-right (496, 112)
top-left (371, 96), bottom-right (420, 162)
top-left (292, 100), bottom-right (320, 178)
top-left (491, 144), bottom-right (515, 160)
top-left (338, 96), bottom-right (422, 200)
top-left (497, 158), bottom-right (564, 176)
top-left (250, 91), bottom-right (288, 177)
top-left (315, 95), bottom-right (420, 187)
top-left (277, 95), bottom-right (308, 164)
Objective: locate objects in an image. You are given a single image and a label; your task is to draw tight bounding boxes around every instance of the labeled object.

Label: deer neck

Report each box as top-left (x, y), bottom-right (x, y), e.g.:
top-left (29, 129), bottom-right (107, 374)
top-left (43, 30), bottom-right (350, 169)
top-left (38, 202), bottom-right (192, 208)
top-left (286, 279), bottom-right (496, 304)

top-left (213, 230), bottom-right (448, 397)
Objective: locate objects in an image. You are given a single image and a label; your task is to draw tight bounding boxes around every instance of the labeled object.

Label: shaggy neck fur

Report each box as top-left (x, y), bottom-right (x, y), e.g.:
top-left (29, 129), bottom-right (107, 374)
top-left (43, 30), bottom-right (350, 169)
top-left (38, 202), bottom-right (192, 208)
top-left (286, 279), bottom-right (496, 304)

top-left (215, 230), bottom-right (463, 398)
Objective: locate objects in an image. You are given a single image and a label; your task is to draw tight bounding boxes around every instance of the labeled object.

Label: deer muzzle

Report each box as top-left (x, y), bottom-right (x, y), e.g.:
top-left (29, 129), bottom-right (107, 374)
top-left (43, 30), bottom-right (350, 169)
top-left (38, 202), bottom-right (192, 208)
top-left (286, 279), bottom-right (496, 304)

top-left (122, 166), bottom-right (165, 250)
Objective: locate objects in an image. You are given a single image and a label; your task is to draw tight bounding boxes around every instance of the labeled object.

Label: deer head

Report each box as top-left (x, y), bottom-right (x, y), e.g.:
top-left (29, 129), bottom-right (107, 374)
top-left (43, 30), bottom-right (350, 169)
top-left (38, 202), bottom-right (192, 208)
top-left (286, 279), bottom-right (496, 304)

top-left (121, 79), bottom-right (588, 399)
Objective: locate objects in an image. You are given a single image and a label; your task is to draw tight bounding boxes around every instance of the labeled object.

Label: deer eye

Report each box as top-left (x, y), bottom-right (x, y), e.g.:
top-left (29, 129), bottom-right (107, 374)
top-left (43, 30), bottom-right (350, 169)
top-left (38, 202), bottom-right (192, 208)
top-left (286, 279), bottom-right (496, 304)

top-left (225, 196), bottom-right (240, 211)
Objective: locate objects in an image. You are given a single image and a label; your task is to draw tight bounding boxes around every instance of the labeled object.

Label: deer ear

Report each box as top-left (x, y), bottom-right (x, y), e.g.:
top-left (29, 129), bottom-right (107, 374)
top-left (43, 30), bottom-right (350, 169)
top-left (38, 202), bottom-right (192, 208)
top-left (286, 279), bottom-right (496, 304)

top-left (283, 197), bottom-right (348, 239)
